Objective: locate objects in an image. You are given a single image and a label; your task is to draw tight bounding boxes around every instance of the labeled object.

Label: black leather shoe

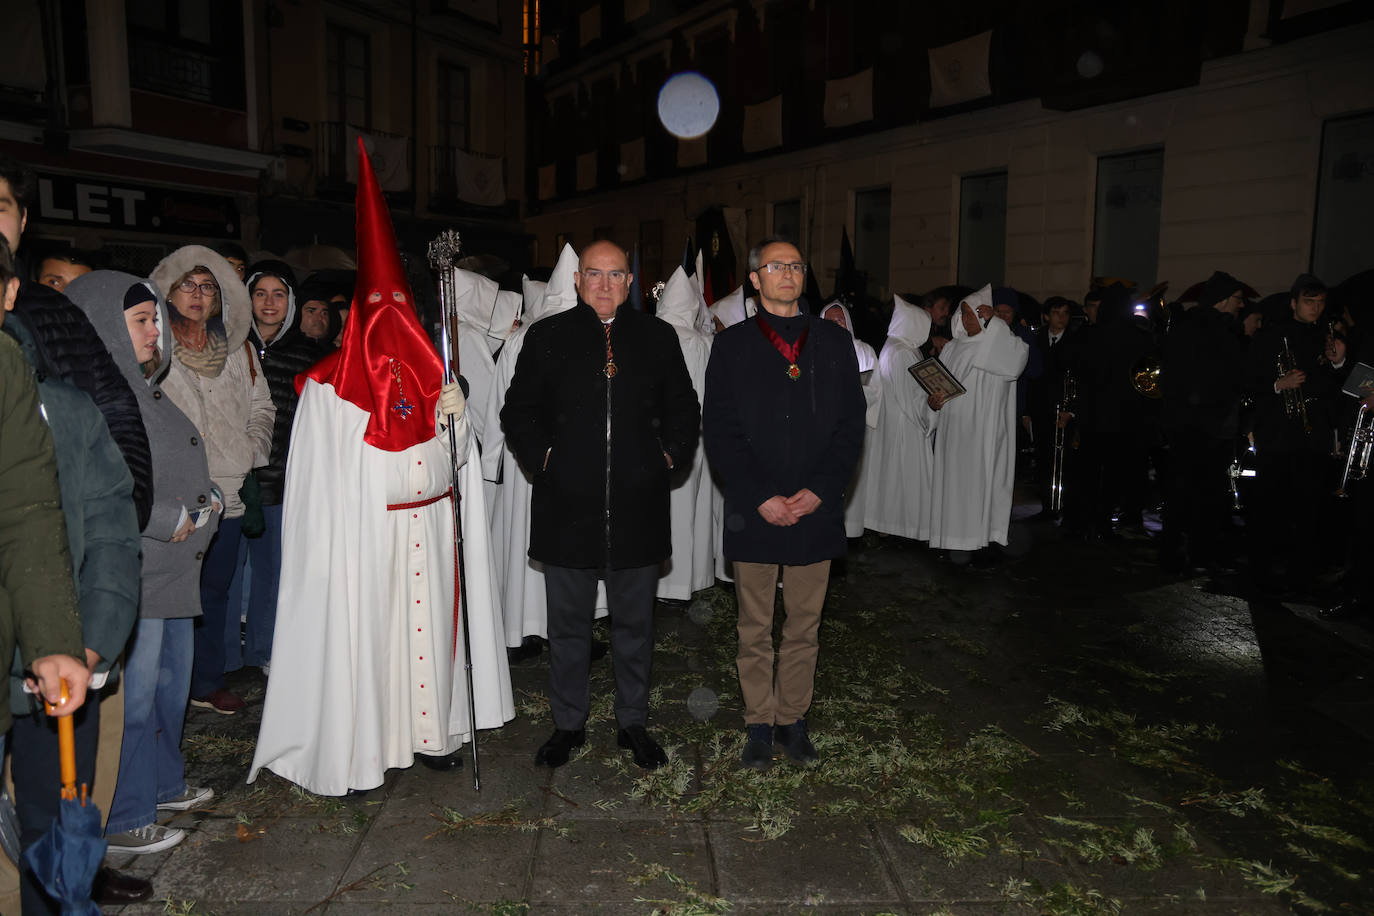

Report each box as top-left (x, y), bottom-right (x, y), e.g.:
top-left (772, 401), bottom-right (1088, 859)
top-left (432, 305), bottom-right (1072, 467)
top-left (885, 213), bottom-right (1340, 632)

top-left (506, 636), bottom-right (545, 664)
top-left (617, 725), bottom-right (668, 769)
top-left (740, 724), bottom-right (774, 770)
top-left (774, 718), bottom-right (819, 766)
top-left (535, 728), bottom-right (586, 767)
top-left (93, 866), bottom-right (153, 905)
top-left (418, 750), bottom-right (463, 771)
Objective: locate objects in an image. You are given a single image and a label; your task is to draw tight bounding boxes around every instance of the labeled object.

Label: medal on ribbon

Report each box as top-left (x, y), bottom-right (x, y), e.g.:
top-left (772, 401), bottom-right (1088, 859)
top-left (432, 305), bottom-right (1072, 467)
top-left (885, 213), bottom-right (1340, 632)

top-left (603, 322), bottom-right (618, 378)
top-left (755, 312), bottom-right (809, 382)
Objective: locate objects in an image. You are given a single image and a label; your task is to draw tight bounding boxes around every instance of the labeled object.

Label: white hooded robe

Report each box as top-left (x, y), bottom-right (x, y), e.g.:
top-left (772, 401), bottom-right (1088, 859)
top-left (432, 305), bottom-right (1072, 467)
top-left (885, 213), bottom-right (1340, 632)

top-left (920, 285), bottom-right (1029, 550)
top-left (860, 296), bottom-right (935, 540)
top-left (654, 268), bottom-right (716, 599)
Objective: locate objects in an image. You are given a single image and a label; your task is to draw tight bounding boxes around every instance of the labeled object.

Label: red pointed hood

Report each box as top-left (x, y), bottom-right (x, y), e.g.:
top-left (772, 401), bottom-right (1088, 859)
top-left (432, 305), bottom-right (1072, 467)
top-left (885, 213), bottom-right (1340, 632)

top-left (302, 138), bottom-right (442, 452)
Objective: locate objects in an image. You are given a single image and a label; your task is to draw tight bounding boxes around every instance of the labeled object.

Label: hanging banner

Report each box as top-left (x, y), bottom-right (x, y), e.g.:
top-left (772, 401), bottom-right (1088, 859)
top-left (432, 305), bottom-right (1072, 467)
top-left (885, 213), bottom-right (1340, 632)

top-left (452, 149), bottom-right (505, 206)
top-left (928, 31), bottom-right (992, 108)
top-left (576, 150), bottom-right (598, 191)
top-left (345, 126), bottom-right (410, 191)
top-left (677, 137), bottom-right (708, 168)
top-left (823, 69), bottom-right (873, 129)
top-left (538, 163), bottom-right (557, 201)
top-left (619, 137), bottom-right (646, 182)
top-left (742, 95), bottom-right (783, 153)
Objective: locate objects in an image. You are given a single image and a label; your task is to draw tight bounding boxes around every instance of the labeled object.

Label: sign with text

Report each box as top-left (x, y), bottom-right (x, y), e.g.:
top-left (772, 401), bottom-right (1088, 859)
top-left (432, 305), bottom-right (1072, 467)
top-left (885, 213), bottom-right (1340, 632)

top-left (35, 172), bottom-right (241, 239)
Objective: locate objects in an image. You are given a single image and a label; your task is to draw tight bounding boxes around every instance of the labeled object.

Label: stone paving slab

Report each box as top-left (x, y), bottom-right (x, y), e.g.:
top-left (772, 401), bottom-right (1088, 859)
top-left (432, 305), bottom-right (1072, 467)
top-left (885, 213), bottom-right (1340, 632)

top-left (335, 814), bottom-right (536, 905)
top-left (870, 821), bottom-right (1058, 905)
top-left (710, 819), bottom-right (898, 905)
top-left (382, 755), bottom-right (551, 820)
top-left (142, 816), bottom-right (357, 903)
top-left (527, 819), bottom-right (711, 907)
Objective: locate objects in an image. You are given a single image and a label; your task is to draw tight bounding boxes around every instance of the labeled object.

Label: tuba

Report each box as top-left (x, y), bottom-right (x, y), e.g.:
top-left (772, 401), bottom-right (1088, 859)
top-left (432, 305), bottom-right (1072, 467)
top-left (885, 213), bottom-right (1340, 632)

top-left (1131, 354), bottom-right (1162, 399)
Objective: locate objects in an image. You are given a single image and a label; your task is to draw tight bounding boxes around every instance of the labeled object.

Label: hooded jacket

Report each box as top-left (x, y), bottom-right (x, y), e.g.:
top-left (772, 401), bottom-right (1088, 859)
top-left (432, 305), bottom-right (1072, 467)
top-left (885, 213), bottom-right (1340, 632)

top-left (246, 267), bottom-right (327, 505)
top-left (0, 334), bottom-right (85, 733)
top-left (11, 282), bottom-right (152, 530)
top-left (4, 312), bottom-right (139, 710)
top-left (151, 246), bottom-right (275, 518)
top-left (67, 271), bottom-right (221, 619)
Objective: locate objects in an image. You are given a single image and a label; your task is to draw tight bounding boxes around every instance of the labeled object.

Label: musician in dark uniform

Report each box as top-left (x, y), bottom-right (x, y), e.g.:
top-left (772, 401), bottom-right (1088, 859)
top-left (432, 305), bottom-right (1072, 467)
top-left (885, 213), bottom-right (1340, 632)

top-left (1159, 272), bottom-right (1247, 573)
top-left (1028, 296), bottom-right (1077, 520)
top-left (1244, 274), bottom-right (1342, 596)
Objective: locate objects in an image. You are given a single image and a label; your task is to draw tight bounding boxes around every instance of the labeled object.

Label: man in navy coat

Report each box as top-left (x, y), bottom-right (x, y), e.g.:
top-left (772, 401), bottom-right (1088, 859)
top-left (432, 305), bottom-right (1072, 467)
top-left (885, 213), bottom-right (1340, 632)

top-left (703, 236), bottom-right (865, 770)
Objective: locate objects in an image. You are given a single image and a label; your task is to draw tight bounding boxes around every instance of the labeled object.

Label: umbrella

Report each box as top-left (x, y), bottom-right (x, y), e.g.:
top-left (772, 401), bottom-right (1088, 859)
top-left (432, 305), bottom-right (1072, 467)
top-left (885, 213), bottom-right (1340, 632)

top-left (22, 682), bottom-right (105, 916)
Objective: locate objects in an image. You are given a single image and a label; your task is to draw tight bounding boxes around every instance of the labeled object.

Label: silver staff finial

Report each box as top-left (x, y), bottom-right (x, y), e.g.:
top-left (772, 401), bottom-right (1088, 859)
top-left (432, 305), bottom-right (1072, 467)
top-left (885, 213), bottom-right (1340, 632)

top-left (427, 229), bottom-right (462, 271)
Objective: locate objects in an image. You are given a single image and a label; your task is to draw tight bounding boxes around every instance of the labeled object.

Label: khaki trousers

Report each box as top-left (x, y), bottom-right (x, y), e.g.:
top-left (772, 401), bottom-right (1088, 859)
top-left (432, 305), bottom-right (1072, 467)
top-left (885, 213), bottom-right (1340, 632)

top-left (733, 560), bottom-right (830, 726)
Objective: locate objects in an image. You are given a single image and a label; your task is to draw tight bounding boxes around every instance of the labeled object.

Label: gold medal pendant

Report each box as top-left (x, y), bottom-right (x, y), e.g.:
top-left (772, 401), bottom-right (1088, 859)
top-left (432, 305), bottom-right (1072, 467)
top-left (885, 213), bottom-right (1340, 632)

top-left (605, 361), bottom-right (618, 379)
top-left (787, 363), bottom-right (801, 381)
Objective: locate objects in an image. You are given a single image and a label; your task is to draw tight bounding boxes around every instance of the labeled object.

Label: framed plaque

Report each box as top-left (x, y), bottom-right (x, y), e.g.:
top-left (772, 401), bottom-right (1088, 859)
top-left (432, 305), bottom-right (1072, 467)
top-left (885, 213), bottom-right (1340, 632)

top-left (908, 356), bottom-right (967, 401)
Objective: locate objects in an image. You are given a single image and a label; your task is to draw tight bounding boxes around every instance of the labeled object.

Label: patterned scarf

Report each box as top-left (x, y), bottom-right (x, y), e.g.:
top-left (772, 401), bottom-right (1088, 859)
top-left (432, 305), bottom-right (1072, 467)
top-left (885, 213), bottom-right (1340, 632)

top-left (172, 316), bottom-right (228, 378)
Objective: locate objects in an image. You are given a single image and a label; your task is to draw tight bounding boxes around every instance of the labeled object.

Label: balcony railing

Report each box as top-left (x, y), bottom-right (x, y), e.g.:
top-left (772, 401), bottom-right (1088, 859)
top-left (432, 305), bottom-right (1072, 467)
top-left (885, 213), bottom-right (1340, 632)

top-left (128, 32), bottom-right (245, 109)
top-left (316, 121), bottom-right (412, 196)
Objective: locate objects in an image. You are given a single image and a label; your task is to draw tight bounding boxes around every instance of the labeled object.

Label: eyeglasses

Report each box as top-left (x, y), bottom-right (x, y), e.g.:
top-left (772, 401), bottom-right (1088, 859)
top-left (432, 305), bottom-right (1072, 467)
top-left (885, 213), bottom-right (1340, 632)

top-left (177, 279), bottom-right (218, 297)
top-left (580, 269), bottom-right (628, 285)
top-left (761, 262), bottom-right (807, 276)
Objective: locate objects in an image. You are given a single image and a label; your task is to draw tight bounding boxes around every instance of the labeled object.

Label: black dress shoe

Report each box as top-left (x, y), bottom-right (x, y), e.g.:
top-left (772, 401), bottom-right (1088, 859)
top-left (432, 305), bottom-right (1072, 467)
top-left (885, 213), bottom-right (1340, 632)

top-left (507, 636), bottom-right (545, 664)
top-left (418, 750), bottom-right (464, 771)
top-left (93, 866), bottom-right (153, 905)
top-left (345, 787), bottom-right (370, 798)
top-left (774, 718), bottom-right (819, 766)
top-left (617, 725), bottom-right (668, 769)
top-left (535, 728), bottom-right (586, 767)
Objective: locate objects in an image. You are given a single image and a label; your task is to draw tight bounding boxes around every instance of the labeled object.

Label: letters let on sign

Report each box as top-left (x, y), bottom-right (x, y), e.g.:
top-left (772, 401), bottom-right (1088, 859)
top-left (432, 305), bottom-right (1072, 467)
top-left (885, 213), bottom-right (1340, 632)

top-left (35, 173), bottom-right (241, 239)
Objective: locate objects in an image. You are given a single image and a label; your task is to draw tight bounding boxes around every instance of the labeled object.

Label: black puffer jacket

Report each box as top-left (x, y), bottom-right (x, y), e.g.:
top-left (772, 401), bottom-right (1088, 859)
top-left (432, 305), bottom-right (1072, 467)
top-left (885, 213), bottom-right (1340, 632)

top-left (248, 325), bottom-right (327, 505)
top-left (12, 282), bottom-right (152, 529)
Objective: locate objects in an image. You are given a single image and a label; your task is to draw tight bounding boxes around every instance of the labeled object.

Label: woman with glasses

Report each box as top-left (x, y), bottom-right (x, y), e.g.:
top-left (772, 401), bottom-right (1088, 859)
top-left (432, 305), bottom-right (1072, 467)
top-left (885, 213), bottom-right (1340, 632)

top-left (151, 247), bottom-right (275, 716)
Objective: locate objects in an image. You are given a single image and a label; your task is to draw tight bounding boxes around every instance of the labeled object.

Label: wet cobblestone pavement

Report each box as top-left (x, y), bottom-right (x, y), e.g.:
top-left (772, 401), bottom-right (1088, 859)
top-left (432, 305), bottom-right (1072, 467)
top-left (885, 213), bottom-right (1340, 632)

top-left (104, 514), bottom-right (1374, 915)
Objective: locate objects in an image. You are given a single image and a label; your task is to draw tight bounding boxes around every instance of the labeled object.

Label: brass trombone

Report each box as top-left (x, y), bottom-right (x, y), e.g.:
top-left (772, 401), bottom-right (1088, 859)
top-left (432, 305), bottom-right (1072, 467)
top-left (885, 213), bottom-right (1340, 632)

top-left (1049, 371), bottom-right (1076, 513)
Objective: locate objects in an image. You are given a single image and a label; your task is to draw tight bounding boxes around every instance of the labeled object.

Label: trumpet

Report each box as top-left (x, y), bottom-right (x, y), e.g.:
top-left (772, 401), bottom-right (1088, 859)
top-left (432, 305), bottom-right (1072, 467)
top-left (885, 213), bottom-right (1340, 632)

top-left (1277, 336), bottom-right (1311, 434)
top-left (1049, 371), bottom-right (1077, 513)
top-left (1337, 404), bottom-right (1372, 498)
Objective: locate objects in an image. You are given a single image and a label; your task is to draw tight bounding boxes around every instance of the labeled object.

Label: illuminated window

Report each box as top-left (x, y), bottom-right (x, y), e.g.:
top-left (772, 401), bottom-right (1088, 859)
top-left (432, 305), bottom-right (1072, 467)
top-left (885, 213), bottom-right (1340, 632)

top-left (523, 0), bottom-right (541, 75)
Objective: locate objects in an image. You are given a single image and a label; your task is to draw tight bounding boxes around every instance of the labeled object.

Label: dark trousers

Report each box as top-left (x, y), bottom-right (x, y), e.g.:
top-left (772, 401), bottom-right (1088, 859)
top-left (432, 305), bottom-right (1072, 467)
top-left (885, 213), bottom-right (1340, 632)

top-left (11, 701), bottom-right (100, 916)
top-left (544, 563), bottom-right (658, 731)
top-left (1162, 431), bottom-right (1235, 565)
top-left (1249, 448), bottom-right (1325, 584)
top-left (191, 515), bottom-right (242, 699)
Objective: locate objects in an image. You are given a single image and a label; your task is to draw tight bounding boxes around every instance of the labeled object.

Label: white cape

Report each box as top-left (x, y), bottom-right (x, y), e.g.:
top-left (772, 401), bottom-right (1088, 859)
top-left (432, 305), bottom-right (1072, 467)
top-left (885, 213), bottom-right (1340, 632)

top-left (249, 379), bottom-right (514, 795)
top-left (919, 310), bottom-right (1028, 550)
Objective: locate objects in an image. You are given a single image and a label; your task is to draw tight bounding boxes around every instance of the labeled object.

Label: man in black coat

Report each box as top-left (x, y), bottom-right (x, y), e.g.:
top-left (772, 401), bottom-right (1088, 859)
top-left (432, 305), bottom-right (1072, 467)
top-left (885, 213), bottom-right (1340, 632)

top-left (703, 236), bottom-right (865, 770)
top-left (501, 240), bottom-right (699, 770)
top-left (1159, 271), bottom-right (1247, 572)
top-left (1245, 274), bottom-right (1342, 595)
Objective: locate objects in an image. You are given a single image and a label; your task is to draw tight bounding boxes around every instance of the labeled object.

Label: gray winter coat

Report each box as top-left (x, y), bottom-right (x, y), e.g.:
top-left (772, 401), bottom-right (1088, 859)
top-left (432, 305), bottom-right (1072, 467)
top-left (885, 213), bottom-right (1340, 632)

top-left (150, 246), bottom-right (274, 519)
top-left (67, 271), bottom-right (220, 620)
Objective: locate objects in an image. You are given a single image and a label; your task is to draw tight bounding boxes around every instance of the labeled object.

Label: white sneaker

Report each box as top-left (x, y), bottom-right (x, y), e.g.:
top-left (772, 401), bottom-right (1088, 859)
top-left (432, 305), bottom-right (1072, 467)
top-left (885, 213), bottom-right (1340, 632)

top-left (157, 786), bottom-right (214, 812)
top-left (106, 824), bottom-right (185, 855)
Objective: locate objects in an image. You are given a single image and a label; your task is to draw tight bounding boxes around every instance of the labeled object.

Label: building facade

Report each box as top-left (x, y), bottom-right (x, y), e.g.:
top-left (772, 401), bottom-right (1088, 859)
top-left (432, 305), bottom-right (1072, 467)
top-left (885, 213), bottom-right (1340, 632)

top-left (524, 0), bottom-right (1374, 303)
top-left (1, 0), bottom-right (526, 274)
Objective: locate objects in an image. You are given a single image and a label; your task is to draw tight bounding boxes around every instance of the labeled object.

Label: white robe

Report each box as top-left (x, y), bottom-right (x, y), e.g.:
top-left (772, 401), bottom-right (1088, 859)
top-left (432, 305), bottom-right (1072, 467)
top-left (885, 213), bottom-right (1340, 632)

top-left (822, 302), bottom-right (883, 539)
top-left (920, 312), bottom-right (1028, 550)
top-left (655, 268), bottom-right (716, 599)
top-left (249, 380), bottom-right (514, 795)
top-left (858, 298), bottom-right (934, 541)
